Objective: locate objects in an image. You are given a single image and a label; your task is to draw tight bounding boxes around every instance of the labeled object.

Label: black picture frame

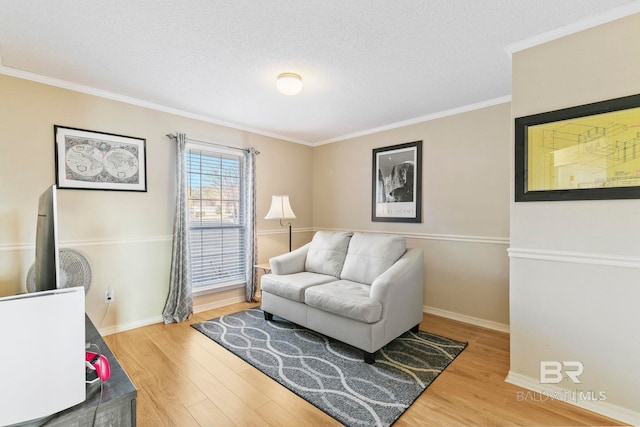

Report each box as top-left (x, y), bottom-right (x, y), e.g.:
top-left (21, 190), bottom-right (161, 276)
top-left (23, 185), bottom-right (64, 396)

top-left (372, 140), bottom-right (422, 222)
top-left (54, 125), bottom-right (147, 192)
top-left (515, 94), bottom-right (640, 202)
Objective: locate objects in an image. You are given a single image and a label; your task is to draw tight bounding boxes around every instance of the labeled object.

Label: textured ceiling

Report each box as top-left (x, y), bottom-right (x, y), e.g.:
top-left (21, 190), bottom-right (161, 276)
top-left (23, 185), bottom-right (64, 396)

top-left (0, 0), bottom-right (636, 144)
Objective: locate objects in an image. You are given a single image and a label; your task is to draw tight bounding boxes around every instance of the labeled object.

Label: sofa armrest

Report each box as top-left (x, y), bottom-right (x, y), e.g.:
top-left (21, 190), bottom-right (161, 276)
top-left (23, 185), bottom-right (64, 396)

top-left (269, 243), bottom-right (311, 275)
top-left (369, 248), bottom-right (424, 326)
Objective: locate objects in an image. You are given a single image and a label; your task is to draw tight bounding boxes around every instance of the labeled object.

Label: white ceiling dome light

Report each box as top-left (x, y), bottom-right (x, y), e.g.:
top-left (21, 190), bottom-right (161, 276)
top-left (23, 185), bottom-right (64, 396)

top-left (276, 72), bottom-right (303, 96)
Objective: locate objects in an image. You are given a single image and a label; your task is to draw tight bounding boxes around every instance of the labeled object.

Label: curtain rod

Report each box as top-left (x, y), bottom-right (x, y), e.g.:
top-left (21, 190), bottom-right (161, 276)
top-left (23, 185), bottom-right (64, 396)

top-left (166, 133), bottom-right (260, 155)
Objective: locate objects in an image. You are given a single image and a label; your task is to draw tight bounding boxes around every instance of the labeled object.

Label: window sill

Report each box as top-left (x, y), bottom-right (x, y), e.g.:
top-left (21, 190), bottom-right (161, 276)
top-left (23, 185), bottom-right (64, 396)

top-left (192, 281), bottom-right (245, 297)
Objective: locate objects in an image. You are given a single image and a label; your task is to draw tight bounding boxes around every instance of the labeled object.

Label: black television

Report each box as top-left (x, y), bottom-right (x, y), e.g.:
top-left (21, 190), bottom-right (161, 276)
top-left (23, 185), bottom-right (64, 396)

top-left (33, 184), bottom-right (61, 292)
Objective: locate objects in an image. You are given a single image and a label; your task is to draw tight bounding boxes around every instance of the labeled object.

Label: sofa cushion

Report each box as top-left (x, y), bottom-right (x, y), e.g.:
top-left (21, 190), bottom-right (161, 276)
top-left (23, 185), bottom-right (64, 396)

top-left (304, 231), bottom-right (353, 278)
top-left (340, 233), bottom-right (406, 285)
top-left (261, 272), bottom-right (336, 303)
top-left (305, 280), bottom-right (382, 324)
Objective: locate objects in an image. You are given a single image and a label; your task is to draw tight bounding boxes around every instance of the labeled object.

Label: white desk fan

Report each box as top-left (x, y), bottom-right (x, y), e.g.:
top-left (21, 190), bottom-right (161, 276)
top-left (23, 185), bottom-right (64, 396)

top-left (27, 248), bottom-right (92, 294)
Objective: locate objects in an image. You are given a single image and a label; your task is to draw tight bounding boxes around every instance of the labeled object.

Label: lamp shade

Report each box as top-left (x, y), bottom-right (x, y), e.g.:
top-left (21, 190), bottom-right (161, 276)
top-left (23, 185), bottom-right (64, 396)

top-left (264, 195), bottom-right (296, 219)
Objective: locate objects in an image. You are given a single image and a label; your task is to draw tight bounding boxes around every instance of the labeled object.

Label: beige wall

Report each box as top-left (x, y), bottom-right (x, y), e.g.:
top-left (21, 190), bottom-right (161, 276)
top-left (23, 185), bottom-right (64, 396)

top-left (1, 68), bottom-right (513, 334)
top-left (0, 74), bottom-right (313, 332)
top-left (313, 102), bottom-right (511, 327)
top-left (508, 13), bottom-right (640, 423)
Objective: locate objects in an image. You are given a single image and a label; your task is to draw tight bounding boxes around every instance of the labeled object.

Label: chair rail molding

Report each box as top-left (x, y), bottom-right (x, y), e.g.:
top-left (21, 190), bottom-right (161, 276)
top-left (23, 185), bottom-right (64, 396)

top-left (508, 247), bottom-right (640, 269)
top-left (258, 227), bottom-right (314, 236)
top-left (0, 235), bottom-right (173, 252)
top-left (316, 227), bottom-right (509, 246)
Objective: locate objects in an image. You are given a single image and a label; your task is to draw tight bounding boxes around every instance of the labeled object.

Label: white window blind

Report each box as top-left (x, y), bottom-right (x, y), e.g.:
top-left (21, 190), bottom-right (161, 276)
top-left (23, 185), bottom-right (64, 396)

top-left (187, 145), bottom-right (245, 291)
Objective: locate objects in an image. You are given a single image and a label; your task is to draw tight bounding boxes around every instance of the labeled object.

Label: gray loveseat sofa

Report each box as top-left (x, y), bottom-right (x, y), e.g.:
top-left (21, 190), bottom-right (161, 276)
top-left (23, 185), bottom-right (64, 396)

top-left (260, 231), bottom-right (424, 363)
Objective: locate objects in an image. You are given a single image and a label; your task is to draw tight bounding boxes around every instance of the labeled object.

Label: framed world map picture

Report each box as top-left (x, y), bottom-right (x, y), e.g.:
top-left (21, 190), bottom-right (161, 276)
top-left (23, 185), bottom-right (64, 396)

top-left (54, 125), bottom-right (147, 192)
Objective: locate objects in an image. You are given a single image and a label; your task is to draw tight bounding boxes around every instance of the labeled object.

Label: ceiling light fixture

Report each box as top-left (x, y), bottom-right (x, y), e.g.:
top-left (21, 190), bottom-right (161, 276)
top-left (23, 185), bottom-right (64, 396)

top-left (276, 72), bottom-right (303, 96)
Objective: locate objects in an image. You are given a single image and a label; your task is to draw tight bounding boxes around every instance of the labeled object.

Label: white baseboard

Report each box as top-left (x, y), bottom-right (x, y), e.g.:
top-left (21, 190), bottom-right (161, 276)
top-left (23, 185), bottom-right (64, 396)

top-left (96, 303), bottom-right (507, 339)
top-left (423, 305), bottom-right (510, 333)
top-left (97, 315), bottom-right (164, 336)
top-left (193, 294), bottom-right (247, 314)
top-left (95, 295), bottom-right (248, 336)
top-left (505, 371), bottom-right (640, 425)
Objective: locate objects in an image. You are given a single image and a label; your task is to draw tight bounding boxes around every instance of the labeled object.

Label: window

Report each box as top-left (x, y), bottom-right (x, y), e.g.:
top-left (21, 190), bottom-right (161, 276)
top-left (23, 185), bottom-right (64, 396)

top-left (187, 145), bottom-right (246, 292)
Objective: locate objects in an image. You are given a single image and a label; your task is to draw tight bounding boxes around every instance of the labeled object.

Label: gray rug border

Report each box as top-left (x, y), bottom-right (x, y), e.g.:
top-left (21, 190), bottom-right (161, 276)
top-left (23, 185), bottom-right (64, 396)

top-left (191, 308), bottom-right (467, 426)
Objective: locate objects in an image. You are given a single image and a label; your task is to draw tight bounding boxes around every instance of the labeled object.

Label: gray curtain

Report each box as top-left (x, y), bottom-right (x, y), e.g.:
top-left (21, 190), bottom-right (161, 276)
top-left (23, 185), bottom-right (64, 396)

top-left (244, 147), bottom-right (258, 302)
top-left (163, 133), bottom-right (193, 323)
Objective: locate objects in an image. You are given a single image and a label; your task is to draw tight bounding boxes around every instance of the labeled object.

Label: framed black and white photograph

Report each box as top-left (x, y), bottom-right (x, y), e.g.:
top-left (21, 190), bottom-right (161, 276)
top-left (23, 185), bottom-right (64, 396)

top-left (54, 125), bottom-right (147, 192)
top-left (372, 140), bottom-right (422, 222)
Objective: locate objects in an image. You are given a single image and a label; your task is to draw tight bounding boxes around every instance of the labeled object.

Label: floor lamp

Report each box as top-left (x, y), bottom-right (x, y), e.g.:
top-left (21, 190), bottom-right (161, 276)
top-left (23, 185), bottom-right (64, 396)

top-left (264, 195), bottom-right (296, 252)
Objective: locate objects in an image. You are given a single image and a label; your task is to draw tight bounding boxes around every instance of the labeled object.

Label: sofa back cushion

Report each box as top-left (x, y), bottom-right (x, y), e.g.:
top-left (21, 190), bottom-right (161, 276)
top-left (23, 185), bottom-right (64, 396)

top-left (340, 233), bottom-right (406, 285)
top-left (305, 231), bottom-right (353, 277)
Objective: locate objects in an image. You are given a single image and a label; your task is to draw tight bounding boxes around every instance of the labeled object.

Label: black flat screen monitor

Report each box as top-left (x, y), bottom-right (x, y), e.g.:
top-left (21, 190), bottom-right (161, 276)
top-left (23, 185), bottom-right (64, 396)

top-left (34, 184), bottom-right (61, 292)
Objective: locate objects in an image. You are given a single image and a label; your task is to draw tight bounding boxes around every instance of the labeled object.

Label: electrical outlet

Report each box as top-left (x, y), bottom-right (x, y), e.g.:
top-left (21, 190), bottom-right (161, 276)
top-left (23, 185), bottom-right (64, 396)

top-left (105, 288), bottom-right (114, 304)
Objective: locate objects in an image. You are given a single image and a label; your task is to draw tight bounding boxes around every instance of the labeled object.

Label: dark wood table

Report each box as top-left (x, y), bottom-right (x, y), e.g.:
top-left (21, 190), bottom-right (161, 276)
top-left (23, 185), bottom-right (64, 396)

top-left (47, 315), bottom-right (137, 426)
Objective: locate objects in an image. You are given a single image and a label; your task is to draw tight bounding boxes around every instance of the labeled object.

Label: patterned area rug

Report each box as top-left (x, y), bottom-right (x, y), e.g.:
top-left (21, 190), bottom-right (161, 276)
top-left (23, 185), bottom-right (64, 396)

top-left (192, 308), bottom-right (466, 427)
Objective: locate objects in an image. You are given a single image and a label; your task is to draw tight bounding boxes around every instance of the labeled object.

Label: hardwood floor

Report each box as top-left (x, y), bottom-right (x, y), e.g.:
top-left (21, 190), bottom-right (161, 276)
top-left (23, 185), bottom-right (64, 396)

top-left (104, 302), bottom-right (623, 426)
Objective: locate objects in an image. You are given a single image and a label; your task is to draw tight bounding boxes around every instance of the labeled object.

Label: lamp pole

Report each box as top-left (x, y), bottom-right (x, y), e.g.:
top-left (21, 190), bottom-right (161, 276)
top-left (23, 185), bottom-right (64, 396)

top-left (281, 219), bottom-right (292, 252)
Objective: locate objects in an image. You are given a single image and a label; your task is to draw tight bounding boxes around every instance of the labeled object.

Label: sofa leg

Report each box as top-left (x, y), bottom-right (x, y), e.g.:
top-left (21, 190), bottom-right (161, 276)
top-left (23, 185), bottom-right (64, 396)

top-left (264, 311), bottom-right (273, 321)
top-left (411, 324), bottom-right (420, 333)
top-left (364, 351), bottom-right (375, 364)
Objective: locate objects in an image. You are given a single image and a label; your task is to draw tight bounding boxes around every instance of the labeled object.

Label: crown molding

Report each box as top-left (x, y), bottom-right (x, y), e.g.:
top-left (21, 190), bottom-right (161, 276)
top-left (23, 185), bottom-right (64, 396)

top-left (314, 95), bottom-right (512, 146)
top-left (1, 58), bottom-right (511, 149)
top-left (4, 3), bottom-right (638, 149)
top-left (505, 1), bottom-right (640, 57)
top-left (0, 63), bottom-right (311, 146)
